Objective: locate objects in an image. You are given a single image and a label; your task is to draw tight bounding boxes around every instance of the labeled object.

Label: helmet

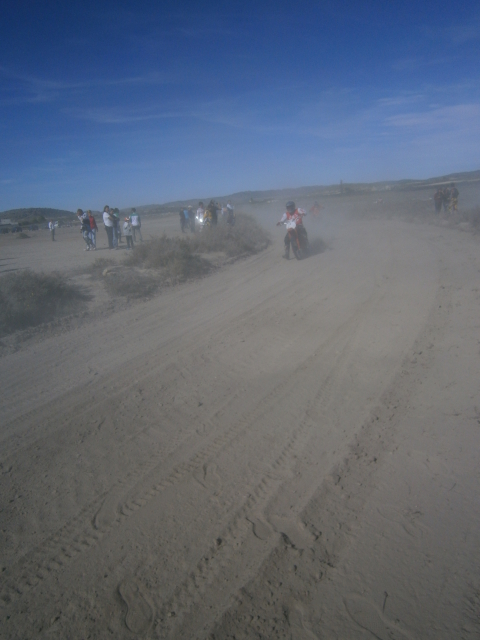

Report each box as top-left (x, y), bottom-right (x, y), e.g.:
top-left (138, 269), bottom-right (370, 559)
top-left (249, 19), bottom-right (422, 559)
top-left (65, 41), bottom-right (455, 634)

top-left (286, 201), bottom-right (295, 212)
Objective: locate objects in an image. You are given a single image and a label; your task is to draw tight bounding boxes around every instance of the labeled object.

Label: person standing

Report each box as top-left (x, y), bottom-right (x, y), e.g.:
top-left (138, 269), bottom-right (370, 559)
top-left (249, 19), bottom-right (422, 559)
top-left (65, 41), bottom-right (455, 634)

top-left (48, 220), bottom-right (55, 241)
top-left (103, 205), bottom-right (115, 249)
top-left (179, 208), bottom-right (187, 232)
top-left (226, 200), bottom-right (235, 225)
top-left (88, 210), bottom-right (98, 249)
top-left (449, 183), bottom-right (459, 214)
top-left (433, 189), bottom-right (443, 213)
top-left (111, 208), bottom-right (121, 246)
top-left (130, 208), bottom-right (143, 242)
top-left (77, 209), bottom-right (94, 250)
top-left (187, 206), bottom-right (195, 232)
top-left (123, 217), bottom-right (134, 249)
top-left (207, 200), bottom-right (219, 226)
top-left (196, 202), bottom-right (205, 230)
top-left (443, 186), bottom-right (451, 213)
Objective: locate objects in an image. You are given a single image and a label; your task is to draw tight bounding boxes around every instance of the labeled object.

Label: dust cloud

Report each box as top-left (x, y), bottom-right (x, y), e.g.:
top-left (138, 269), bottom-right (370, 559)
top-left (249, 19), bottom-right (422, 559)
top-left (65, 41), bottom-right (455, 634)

top-left (1, 179), bottom-right (480, 639)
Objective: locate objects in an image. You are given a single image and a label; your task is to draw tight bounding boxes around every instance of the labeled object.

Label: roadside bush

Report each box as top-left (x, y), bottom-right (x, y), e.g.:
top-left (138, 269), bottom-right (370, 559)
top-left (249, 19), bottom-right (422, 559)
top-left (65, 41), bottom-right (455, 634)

top-left (102, 270), bottom-right (159, 299)
top-left (125, 213), bottom-right (269, 278)
top-left (0, 270), bottom-right (87, 336)
top-left (89, 257), bottom-right (115, 276)
top-left (125, 235), bottom-right (211, 281)
top-left (191, 213), bottom-right (271, 257)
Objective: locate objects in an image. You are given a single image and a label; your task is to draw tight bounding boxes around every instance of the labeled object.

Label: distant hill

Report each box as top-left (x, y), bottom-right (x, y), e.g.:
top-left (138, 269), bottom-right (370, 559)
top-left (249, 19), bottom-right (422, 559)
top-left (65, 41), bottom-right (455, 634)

top-left (0, 207), bottom-right (75, 221)
top-left (4, 170), bottom-right (479, 219)
top-left (137, 169), bottom-right (480, 212)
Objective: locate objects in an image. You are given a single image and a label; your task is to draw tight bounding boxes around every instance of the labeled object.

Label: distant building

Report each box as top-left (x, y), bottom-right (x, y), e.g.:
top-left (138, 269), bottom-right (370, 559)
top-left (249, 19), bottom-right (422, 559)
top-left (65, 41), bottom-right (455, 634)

top-left (0, 219), bottom-right (12, 226)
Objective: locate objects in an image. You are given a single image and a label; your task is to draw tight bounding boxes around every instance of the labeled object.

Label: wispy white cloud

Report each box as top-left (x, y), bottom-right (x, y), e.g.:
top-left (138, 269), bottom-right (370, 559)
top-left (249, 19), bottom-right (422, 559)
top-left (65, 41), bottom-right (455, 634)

top-left (0, 67), bottom-right (172, 105)
top-left (384, 103), bottom-right (480, 132)
top-left (66, 106), bottom-right (186, 124)
top-left (392, 56), bottom-right (458, 72)
top-left (422, 20), bottom-right (480, 45)
top-left (377, 94), bottom-right (425, 107)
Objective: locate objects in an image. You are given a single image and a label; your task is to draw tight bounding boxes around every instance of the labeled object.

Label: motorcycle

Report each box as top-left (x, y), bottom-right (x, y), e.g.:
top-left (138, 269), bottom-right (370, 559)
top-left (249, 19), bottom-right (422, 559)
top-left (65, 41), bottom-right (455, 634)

top-left (285, 219), bottom-right (309, 260)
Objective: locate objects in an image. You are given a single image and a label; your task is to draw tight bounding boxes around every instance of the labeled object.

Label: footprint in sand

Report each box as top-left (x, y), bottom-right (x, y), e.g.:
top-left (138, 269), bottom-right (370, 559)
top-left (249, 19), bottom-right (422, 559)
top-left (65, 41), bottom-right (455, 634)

top-left (287, 602), bottom-right (319, 640)
top-left (344, 596), bottom-right (411, 640)
top-left (376, 505), bottom-right (430, 540)
top-left (193, 463), bottom-right (223, 495)
top-left (268, 515), bottom-right (315, 550)
top-left (118, 579), bottom-right (154, 636)
top-left (94, 488), bottom-right (124, 530)
top-left (246, 515), bottom-right (273, 541)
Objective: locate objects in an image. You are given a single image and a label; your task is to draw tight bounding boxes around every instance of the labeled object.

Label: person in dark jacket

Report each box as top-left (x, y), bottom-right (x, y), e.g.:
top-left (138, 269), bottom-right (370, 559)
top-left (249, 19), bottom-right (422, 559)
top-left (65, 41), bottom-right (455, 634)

top-left (77, 209), bottom-right (94, 251)
top-left (207, 200), bottom-right (219, 226)
top-left (433, 189), bottom-right (443, 213)
top-left (88, 210), bottom-right (98, 248)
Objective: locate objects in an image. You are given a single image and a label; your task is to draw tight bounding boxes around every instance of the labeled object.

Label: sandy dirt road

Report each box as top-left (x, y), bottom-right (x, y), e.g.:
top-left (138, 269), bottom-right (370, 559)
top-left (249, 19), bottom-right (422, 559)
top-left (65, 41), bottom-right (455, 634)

top-left (1, 215), bottom-right (480, 639)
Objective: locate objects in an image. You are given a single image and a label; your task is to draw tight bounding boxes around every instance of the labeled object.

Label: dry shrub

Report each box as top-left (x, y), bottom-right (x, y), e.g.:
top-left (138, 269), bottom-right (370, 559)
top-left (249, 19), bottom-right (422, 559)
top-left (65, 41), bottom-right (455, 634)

top-left (191, 212), bottom-right (270, 256)
top-left (126, 212), bottom-right (269, 274)
top-left (89, 257), bottom-right (115, 275)
top-left (125, 235), bottom-right (211, 281)
top-left (0, 270), bottom-right (87, 336)
top-left (105, 213), bottom-right (270, 298)
top-left (102, 270), bottom-right (159, 299)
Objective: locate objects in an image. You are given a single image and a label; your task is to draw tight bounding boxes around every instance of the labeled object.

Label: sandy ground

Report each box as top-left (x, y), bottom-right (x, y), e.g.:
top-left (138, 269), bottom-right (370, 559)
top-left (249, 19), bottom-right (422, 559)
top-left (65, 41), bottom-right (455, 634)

top-left (1, 207), bottom-right (480, 639)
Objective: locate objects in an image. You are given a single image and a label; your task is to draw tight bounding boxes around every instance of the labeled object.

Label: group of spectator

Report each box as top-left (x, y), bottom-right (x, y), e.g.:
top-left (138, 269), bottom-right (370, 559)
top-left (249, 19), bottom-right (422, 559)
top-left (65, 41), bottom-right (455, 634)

top-left (180, 200), bottom-right (235, 232)
top-left (75, 198), bottom-right (237, 252)
top-left (101, 206), bottom-right (143, 250)
top-left (433, 183), bottom-right (459, 214)
top-left (75, 206), bottom-right (143, 251)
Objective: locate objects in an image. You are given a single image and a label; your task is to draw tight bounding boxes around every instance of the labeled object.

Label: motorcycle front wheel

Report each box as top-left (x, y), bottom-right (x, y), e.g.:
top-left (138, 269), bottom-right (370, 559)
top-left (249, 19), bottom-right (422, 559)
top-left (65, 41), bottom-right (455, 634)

top-left (289, 233), bottom-right (301, 260)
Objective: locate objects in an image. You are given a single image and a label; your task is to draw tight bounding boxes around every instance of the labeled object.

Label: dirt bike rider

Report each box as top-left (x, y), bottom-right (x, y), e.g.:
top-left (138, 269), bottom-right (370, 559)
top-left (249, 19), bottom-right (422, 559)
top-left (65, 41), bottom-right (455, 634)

top-left (276, 201), bottom-right (308, 259)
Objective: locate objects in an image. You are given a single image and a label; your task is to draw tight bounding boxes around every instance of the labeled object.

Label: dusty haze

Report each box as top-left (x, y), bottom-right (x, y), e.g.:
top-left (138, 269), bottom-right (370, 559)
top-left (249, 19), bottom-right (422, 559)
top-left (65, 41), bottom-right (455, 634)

top-left (1, 185), bottom-right (480, 639)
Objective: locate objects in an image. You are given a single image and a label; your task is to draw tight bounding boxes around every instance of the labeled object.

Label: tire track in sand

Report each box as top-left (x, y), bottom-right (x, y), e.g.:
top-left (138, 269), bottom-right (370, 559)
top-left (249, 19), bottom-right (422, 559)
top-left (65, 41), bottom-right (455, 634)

top-left (0, 291), bottom-right (380, 615)
top-left (117, 295), bottom-right (381, 639)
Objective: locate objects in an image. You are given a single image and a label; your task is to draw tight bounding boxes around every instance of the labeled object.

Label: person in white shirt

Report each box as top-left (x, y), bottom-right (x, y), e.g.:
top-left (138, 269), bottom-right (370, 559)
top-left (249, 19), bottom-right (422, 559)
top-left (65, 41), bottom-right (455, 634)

top-left (77, 208), bottom-right (94, 251)
top-left (103, 205), bottom-right (115, 249)
top-left (130, 208), bottom-right (143, 242)
top-left (123, 217), bottom-right (134, 249)
top-left (196, 201), bottom-right (205, 231)
top-left (48, 220), bottom-right (55, 241)
top-left (226, 201), bottom-right (235, 226)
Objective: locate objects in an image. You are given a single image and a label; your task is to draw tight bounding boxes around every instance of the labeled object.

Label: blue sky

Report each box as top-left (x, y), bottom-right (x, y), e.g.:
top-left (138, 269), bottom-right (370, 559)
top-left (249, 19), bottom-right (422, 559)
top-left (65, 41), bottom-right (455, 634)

top-left (1, 0), bottom-right (479, 210)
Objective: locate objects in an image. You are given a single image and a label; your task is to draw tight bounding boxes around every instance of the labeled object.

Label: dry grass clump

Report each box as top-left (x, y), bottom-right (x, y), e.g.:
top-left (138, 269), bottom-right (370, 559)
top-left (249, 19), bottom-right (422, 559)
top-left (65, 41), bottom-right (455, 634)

top-left (102, 213), bottom-right (270, 299)
top-left (191, 213), bottom-right (270, 256)
top-left (125, 213), bottom-right (269, 281)
top-left (16, 232), bottom-right (30, 239)
top-left (125, 235), bottom-right (211, 281)
top-left (89, 257), bottom-right (115, 275)
top-left (102, 270), bottom-right (159, 299)
top-left (0, 270), bottom-right (87, 336)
